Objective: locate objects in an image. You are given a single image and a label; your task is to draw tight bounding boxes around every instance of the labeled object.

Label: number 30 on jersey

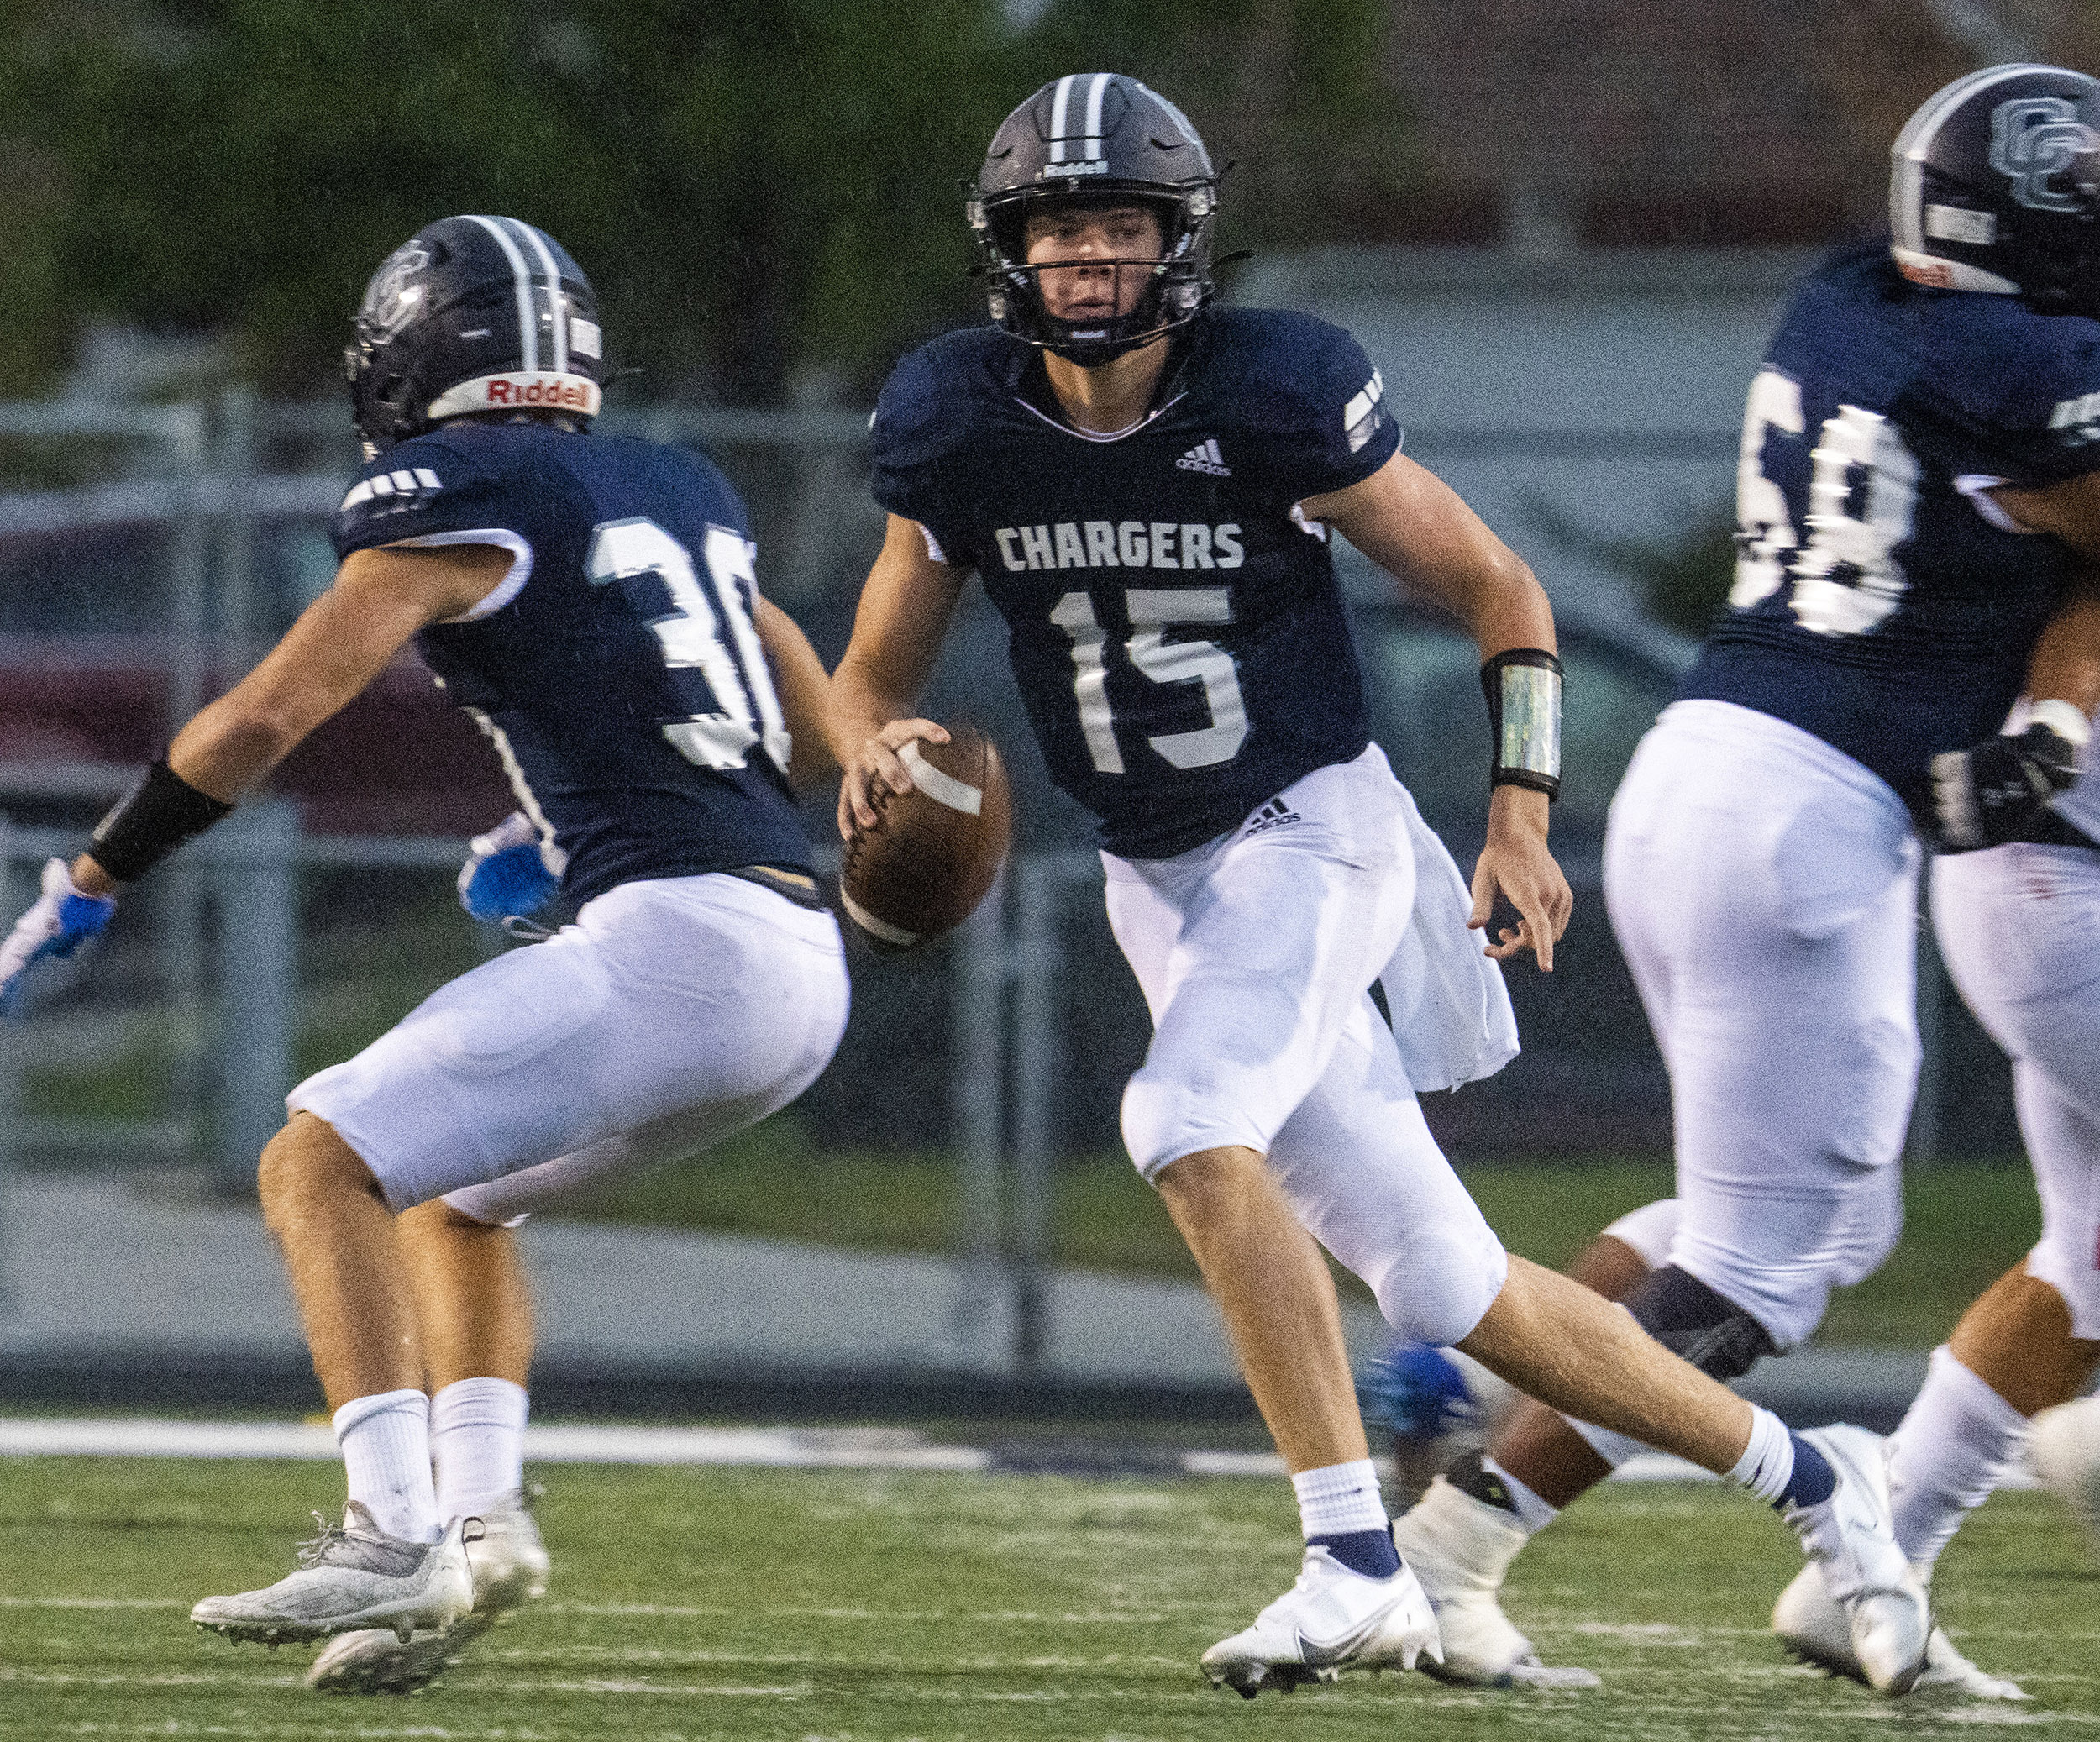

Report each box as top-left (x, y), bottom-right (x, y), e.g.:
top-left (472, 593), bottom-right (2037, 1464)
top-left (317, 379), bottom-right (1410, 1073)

top-left (586, 517), bottom-right (791, 775)
top-left (1733, 367), bottom-right (1920, 637)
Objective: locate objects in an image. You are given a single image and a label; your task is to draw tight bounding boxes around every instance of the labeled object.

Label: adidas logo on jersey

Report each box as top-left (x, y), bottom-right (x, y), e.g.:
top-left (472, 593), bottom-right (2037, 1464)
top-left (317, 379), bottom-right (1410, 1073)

top-left (1239, 797), bottom-right (1302, 837)
top-left (1176, 438), bottom-right (1231, 476)
top-left (339, 467), bottom-right (443, 513)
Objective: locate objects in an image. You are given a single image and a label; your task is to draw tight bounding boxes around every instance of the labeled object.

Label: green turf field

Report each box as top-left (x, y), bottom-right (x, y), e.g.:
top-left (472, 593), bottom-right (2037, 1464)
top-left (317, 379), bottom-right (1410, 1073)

top-left (3, 1455), bottom-right (2093, 1739)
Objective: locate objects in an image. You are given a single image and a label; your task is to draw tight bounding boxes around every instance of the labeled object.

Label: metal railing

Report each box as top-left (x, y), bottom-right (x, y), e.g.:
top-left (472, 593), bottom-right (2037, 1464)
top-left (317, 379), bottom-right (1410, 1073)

top-left (0, 808), bottom-right (1094, 1375)
top-left (0, 387), bottom-right (1980, 1376)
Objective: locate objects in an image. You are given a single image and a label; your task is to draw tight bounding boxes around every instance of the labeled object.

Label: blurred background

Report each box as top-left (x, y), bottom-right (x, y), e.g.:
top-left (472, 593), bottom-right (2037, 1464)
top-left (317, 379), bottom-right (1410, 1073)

top-left (2, 0), bottom-right (2095, 1424)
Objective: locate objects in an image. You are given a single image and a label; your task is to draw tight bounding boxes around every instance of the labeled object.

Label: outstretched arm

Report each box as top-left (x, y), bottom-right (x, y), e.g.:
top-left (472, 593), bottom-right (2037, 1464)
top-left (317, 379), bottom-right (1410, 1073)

top-left (1299, 450), bottom-right (1574, 969)
top-left (826, 513), bottom-right (967, 838)
top-left (70, 542), bottom-right (511, 895)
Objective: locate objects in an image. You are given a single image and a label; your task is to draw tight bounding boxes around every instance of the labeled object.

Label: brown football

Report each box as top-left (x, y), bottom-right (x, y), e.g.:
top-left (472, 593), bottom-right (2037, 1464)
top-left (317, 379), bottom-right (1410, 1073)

top-left (840, 726), bottom-right (1012, 952)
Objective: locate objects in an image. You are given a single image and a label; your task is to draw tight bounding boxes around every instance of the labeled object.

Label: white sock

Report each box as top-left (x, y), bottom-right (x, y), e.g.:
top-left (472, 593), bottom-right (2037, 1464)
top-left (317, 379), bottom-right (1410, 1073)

top-left (432, 1377), bottom-right (530, 1522)
top-left (1293, 1459), bottom-right (1389, 1537)
top-left (1727, 1405), bottom-right (1797, 1505)
top-left (1887, 1346), bottom-right (2029, 1571)
top-left (1483, 1457), bottom-right (1561, 1534)
top-left (334, 1389), bottom-right (440, 1544)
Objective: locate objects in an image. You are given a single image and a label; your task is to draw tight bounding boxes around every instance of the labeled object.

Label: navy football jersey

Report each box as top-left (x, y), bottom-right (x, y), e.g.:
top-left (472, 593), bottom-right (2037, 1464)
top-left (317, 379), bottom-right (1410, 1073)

top-left (869, 308), bottom-right (1399, 858)
top-left (331, 421), bottom-right (813, 905)
top-left (1683, 241), bottom-right (2100, 816)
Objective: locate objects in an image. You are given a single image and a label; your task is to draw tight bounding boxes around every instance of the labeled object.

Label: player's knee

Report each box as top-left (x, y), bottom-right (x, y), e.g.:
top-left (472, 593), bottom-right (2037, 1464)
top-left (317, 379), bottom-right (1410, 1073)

top-left (1623, 1263), bottom-right (1777, 1382)
top-left (258, 1114), bottom-right (381, 1230)
top-left (1365, 1229), bottom-right (1509, 1348)
top-left (1121, 1068), bottom-right (1261, 1183)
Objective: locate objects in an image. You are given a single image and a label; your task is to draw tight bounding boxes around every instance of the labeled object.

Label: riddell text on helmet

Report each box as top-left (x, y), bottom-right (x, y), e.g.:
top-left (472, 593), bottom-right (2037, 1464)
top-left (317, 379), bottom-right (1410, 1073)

top-left (485, 377), bottom-right (596, 408)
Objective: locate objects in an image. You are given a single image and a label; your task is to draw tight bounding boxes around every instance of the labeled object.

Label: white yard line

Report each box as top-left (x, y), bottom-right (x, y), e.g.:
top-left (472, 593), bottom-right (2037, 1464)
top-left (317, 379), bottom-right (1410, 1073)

top-left (0, 1418), bottom-right (985, 1470)
top-left (0, 1416), bottom-right (2032, 1488)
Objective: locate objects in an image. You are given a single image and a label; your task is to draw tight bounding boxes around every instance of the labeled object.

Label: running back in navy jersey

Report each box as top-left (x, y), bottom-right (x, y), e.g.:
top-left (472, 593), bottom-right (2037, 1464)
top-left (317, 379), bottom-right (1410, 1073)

top-left (869, 307), bottom-right (1399, 859)
top-left (332, 422), bottom-right (813, 905)
top-left (1684, 241), bottom-right (2100, 817)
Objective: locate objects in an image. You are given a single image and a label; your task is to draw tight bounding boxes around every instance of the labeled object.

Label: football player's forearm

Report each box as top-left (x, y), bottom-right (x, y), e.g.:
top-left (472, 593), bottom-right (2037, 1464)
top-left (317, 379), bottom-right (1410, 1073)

top-left (1460, 562), bottom-right (1558, 664)
top-left (167, 700), bottom-right (296, 803)
top-left (824, 654), bottom-right (916, 760)
top-left (1992, 468), bottom-right (2100, 561)
top-left (754, 599), bottom-right (838, 788)
top-left (2025, 587), bottom-right (2100, 716)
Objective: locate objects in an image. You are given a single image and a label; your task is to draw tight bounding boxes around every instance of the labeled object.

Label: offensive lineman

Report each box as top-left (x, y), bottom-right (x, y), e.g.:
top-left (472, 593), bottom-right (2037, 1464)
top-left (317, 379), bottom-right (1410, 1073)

top-left (826, 73), bottom-right (1930, 1697)
top-left (1386, 64), bottom-right (2100, 1700)
top-left (0, 218), bottom-right (849, 1691)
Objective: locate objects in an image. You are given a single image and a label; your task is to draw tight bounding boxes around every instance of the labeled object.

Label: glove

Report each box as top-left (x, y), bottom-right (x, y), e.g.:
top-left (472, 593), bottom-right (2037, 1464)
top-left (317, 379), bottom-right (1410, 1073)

top-left (457, 812), bottom-right (560, 922)
top-left (0, 858), bottom-right (118, 1018)
top-left (1360, 1339), bottom-right (1480, 1440)
top-left (1930, 709), bottom-right (2086, 852)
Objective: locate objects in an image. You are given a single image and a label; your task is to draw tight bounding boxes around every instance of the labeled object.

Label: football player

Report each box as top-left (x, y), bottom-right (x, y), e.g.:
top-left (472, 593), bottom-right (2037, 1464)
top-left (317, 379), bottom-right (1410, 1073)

top-left (1386, 64), bottom-right (2100, 1700)
top-left (826, 73), bottom-right (1930, 1697)
top-left (0, 217), bottom-right (849, 1691)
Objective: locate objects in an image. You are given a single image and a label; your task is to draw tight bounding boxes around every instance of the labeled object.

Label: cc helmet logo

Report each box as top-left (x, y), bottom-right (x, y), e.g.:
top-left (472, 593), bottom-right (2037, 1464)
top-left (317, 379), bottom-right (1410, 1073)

top-left (360, 243), bottom-right (433, 338)
top-left (1989, 97), bottom-right (2097, 212)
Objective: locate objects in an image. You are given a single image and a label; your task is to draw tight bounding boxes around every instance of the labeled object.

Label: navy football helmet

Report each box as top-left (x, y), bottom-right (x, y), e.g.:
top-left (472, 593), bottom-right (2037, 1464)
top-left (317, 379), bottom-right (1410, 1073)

top-left (1891, 64), bottom-right (2100, 315)
top-left (345, 215), bottom-right (604, 456)
top-left (969, 73), bottom-right (1219, 365)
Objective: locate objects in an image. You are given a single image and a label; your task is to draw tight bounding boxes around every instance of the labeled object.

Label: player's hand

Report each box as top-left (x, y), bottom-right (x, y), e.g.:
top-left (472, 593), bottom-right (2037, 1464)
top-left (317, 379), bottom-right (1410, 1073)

top-left (1468, 786), bottom-right (1573, 971)
top-left (837, 717), bottom-right (951, 839)
top-left (0, 857), bottom-right (118, 1018)
top-left (457, 812), bottom-right (559, 921)
top-left (1930, 721), bottom-right (2082, 852)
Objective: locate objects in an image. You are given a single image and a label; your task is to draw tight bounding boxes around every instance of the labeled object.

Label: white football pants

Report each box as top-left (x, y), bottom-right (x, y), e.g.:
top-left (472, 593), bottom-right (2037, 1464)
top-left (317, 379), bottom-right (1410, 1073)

top-left (290, 873), bottom-right (850, 1221)
top-left (1604, 700), bottom-right (1917, 1350)
top-left (1105, 746), bottom-right (1509, 1348)
top-left (1931, 842), bottom-right (2100, 1338)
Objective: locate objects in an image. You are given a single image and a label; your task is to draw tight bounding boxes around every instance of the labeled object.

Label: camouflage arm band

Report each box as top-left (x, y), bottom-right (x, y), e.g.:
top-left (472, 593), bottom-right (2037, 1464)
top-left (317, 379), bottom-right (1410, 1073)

top-left (1481, 648), bottom-right (1562, 800)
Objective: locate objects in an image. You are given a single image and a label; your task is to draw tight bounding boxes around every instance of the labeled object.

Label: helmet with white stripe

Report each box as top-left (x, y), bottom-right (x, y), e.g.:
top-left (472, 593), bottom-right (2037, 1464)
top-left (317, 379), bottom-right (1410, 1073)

top-left (1890, 63), bottom-right (2100, 315)
top-left (345, 215), bottom-right (605, 456)
top-left (969, 73), bottom-right (1219, 365)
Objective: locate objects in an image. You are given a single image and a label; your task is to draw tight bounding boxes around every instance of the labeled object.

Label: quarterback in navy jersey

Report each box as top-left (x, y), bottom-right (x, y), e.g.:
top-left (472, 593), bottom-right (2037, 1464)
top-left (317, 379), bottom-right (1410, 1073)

top-left (871, 303), bottom-right (1396, 859)
top-left (0, 217), bottom-right (848, 1687)
top-left (829, 73), bottom-right (1925, 1698)
top-left (1399, 66), bottom-right (2100, 1699)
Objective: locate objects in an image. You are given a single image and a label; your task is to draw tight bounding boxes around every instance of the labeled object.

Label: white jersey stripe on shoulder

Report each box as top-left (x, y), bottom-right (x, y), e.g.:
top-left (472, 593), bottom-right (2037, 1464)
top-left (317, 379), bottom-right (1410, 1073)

top-left (1084, 71), bottom-right (1109, 158)
top-left (508, 219), bottom-right (568, 378)
top-left (465, 215), bottom-right (538, 374)
top-left (1048, 73), bottom-right (1074, 163)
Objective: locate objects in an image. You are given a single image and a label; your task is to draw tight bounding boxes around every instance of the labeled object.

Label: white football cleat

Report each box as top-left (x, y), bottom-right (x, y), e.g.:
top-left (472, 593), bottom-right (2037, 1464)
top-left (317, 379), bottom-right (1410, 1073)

top-left (1393, 1475), bottom-right (1601, 1689)
top-left (308, 1497), bottom-right (550, 1694)
top-left (1201, 1544), bottom-right (1441, 1697)
top-left (1772, 1560), bottom-right (2027, 1701)
top-left (1780, 1425), bottom-right (1932, 1697)
top-left (2029, 1396), bottom-right (2100, 1550)
top-left (192, 1506), bottom-right (473, 1647)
